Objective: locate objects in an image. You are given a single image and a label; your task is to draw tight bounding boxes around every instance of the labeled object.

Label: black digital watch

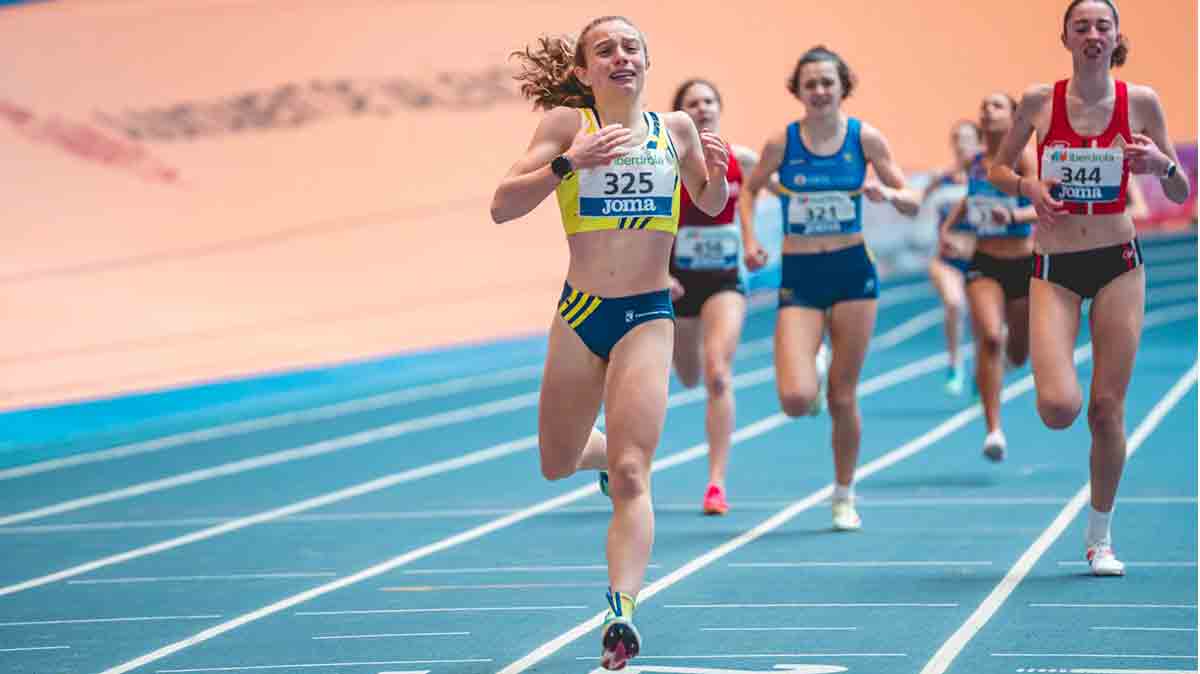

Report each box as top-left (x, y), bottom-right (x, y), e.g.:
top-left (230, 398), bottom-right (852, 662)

top-left (551, 155), bottom-right (574, 180)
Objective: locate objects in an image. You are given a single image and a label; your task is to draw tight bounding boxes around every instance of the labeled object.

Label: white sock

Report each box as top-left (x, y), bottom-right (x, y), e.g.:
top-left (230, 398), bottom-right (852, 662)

top-left (1086, 506), bottom-right (1113, 547)
top-left (833, 484), bottom-right (854, 502)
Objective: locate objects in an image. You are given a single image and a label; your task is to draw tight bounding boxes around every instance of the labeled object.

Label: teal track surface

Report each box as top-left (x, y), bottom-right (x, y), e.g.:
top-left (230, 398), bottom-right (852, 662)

top-left (1, 235), bottom-right (1195, 674)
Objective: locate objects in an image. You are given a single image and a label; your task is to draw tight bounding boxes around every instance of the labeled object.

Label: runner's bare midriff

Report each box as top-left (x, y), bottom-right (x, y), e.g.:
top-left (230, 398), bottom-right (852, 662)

top-left (1034, 212), bottom-right (1135, 255)
top-left (566, 229), bottom-right (675, 296)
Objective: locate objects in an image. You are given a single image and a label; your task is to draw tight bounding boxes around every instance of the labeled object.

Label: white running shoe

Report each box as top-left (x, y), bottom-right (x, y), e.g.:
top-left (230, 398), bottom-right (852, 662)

top-left (1087, 543), bottom-right (1126, 576)
top-left (809, 343), bottom-right (831, 416)
top-left (831, 498), bottom-right (862, 531)
top-left (982, 430), bottom-right (1007, 462)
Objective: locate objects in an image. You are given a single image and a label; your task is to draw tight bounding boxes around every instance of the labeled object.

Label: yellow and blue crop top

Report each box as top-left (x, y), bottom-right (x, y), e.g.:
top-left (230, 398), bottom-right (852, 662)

top-left (556, 108), bottom-right (681, 235)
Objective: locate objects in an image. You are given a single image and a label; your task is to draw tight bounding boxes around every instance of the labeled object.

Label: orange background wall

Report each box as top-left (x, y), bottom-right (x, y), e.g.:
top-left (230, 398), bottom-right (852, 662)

top-left (1, 0), bottom-right (1195, 411)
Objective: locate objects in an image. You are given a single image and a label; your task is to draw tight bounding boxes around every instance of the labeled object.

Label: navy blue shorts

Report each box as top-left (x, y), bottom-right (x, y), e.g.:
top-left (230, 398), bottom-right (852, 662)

top-left (779, 244), bottom-right (879, 310)
top-left (939, 255), bottom-right (972, 276)
top-left (558, 282), bottom-right (674, 360)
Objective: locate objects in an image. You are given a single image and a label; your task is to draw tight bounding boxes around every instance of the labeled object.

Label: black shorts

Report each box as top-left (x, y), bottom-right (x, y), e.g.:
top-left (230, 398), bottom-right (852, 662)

top-left (1033, 239), bottom-right (1144, 299)
top-left (967, 252), bottom-right (1032, 301)
top-left (671, 269), bottom-right (745, 318)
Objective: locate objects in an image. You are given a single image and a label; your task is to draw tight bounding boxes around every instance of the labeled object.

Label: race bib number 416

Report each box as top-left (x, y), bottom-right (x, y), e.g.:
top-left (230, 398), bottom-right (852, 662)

top-left (674, 225), bottom-right (740, 271)
top-left (1041, 146), bottom-right (1124, 203)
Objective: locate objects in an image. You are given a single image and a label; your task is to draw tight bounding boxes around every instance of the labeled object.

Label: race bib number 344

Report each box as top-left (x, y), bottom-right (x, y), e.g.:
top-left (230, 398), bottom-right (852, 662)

top-left (1041, 146), bottom-right (1124, 203)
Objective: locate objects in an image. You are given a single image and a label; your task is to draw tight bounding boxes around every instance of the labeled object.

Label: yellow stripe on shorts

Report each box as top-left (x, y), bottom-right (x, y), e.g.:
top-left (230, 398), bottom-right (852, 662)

top-left (562, 292), bottom-right (592, 322)
top-left (558, 289), bottom-right (580, 314)
top-left (569, 297), bottom-right (602, 328)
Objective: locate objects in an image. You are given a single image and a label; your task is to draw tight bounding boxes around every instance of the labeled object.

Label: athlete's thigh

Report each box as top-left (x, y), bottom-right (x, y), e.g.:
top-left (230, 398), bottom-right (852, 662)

top-left (1005, 296), bottom-right (1032, 353)
top-left (672, 316), bottom-right (703, 386)
top-left (1028, 277), bottom-right (1084, 398)
top-left (966, 277), bottom-right (1007, 339)
top-left (929, 259), bottom-right (966, 306)
top-left (604, 318), bottom-right (675, 456)
top-left (775, 306), bottom-right (826, 390)
top-left (1088, 267), bottom-right (1145, 403)
top-left (700, 290), bottom-right (747, 365)
top-left (827, 299), bottom-right (877, 389)
top-left (540, 314), bottom-right (606, 453)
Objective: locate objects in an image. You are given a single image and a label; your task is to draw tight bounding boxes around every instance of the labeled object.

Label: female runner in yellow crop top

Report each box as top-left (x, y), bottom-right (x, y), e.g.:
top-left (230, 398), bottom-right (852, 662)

top-left (490, 15), bottom-right (728, 670)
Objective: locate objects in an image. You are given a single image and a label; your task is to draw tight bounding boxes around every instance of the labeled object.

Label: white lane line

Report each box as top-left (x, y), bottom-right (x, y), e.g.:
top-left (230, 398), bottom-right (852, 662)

top-left (400, 564), bottom-right (657, 574)
top-left (1, 279), bottom-right (930, 485)
top-left (0, 645), bottom-right (71, 652)
top-left (573, 653), bottom-right (908, 660)
top-left (1056, 669), bottom-right (1200, 674)
top-left (666, 603), bottom-right (959, 609)
top-left (0, 433), bottom-right (539, 597)
top-left (493, 304), bottom-right (1197, 674)
top-left (1147, 283), bottom-right (1198, 304)
top-left (0, 615), bottom-right (222, 627)
top-left (729, 561), bottom-right (992, 568)
top-left (1092, 627), bottom-right (1197, 632)
top-left (1033, 604), bottom-right (1197, 610)
top-left (380, 583), bottom-right (609, 592)
top-left (994, 654), bottom-right (1198, 660)
top-left (0, 392), bottom-right (541, 527)
top-left (873, 308), bottom-right (945, 350)
top-left (10, 495), bottom-right (1191, 535)
top-left (1150, 265), bottom-right (1198, 282)
top-left (1145, 249), bottom-right (1199, 263)
top-left (1058, 561), bottom-right (1196, 567)
top-left (156, 660), bottom-right (490, 673)
top-left (919, 363), bottom-right (1199, 674)
top-left (296, 606), bottom-right (587, 615)
top-left (1, 290), bottom-right (941, 528)
top-left (93, 330), bottom-right (955, 674)
top-left (700, 627), bottom-right (859, 632)
top-left (68, 572), bottom-right (336, 584)
top-left (0, 364), bottom-right (543, 482)
top-left (311, 632), bottom-right (468, 640)
top-left (3, 315), bottom-right (952, 600)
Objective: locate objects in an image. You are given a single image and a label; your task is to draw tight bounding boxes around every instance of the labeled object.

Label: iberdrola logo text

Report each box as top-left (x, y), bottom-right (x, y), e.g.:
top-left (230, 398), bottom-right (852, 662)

top-left (613, 154), bottom-right (667, 166)
top-left (1049, 149), bottom-right (1121, 162)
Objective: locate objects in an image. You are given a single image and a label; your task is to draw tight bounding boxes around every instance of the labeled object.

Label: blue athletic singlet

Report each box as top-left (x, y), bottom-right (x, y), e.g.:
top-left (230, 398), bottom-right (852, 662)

top-left (965, 153), bottom-right (1032, 238)
top-left (777, 117), bottom-right (868, 236)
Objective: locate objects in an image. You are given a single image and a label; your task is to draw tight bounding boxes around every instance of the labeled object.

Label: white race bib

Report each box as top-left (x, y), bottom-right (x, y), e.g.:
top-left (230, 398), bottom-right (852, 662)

top-left (1040, 146), bottom-right (1124, 203)
top-left (674, 225), bottom-right (740, 271)
top-left (966, 195), bottom-right (1015, 235)
top-left (578, 149), bottom-right (677, 218)
top-left (786, 191), bottom-right (857, 234)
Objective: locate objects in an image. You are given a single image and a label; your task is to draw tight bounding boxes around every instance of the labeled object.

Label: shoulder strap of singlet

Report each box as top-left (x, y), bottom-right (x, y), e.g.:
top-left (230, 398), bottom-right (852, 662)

top-left (1112, 80), bottom-right (1131, 137)
top-left (785, 121), bottom-right (802, 160)
top-left (1050, 79), bottom-right (1070, 135)
top-left (580, 107), bottom-right (599, 133)
top-left (845, 117), bottom-right (863, 156)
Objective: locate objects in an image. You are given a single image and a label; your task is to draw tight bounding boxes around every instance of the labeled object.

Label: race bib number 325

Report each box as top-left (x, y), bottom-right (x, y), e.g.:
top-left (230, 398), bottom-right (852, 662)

top-left (578, 153), bottom-right (676, 218)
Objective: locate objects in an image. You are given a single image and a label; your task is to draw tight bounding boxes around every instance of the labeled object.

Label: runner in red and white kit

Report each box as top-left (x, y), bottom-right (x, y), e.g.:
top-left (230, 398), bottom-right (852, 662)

top-left (989, 0), bottom-right (1190, 576)
top-left (668, 79), bottom-right (757, 515)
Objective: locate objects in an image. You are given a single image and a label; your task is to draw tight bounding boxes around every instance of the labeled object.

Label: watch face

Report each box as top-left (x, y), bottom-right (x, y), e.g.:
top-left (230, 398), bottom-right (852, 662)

top-left (553, 156), bottom-right (572, 178)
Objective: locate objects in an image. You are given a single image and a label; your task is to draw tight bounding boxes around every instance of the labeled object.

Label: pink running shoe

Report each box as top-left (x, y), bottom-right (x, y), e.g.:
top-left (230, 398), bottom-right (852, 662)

top-left (702, 483), bottom-right (729, 515)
